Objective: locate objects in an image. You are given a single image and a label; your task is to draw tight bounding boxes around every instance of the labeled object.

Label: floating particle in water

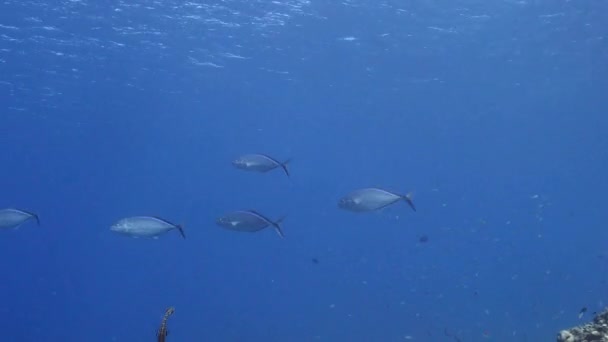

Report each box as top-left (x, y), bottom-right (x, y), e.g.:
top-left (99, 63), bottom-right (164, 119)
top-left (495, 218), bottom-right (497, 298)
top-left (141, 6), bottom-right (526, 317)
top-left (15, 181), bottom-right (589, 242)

top-left (418, 235), bottom-right (429, 243)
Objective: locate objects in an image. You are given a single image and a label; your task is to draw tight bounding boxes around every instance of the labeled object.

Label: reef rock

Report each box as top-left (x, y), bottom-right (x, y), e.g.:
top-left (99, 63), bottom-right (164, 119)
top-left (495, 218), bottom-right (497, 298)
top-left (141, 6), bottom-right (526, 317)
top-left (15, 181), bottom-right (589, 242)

top-left (557, 309), bottom-right (608, 341)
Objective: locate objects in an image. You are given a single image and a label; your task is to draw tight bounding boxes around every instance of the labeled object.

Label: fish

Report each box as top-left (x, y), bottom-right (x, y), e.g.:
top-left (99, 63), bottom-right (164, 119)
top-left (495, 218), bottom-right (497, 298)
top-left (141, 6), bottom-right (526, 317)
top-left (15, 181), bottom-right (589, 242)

top-left (110, 216), bottom-right (185, 239)
top-left (216, 210), bottom-right (285, 238)
top-left (338, 188), bottom-right (416, 213)
top-left (232, 154), bottom-right (291, 177)
top-left (0, 208), bottom-right (40, 229)
top-left (579, 307), bottom-right (587, 319)
top-left (157, 306), bottom-right (175, 342)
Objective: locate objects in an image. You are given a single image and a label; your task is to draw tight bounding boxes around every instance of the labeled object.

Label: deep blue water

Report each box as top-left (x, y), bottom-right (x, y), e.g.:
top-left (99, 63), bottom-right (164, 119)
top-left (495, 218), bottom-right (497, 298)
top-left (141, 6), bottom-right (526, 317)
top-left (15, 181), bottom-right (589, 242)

top-left (1, 0), bottom-right (607, 341)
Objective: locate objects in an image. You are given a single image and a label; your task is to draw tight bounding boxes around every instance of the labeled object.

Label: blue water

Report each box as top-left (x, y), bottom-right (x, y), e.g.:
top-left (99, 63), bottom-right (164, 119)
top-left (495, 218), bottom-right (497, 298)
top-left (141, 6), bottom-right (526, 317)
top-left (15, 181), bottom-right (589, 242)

top-left (1, 1), bottom-right (607, 341)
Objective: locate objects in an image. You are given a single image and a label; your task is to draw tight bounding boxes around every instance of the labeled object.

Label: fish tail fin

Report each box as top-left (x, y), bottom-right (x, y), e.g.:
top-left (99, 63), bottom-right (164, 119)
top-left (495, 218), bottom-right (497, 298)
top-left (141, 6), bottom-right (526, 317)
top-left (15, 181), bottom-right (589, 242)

top-left (402, 192), bottom-right (416, 212)
top-left (176, 225), bottom-right (186, 239)
top-left (19, 209), bottom-right (40, 225)
top-left (32, 213), bottom-right (40, 226)
top-left (280, 159), bottom-right (291, 177)
top-left (272, 216), bottom-right (286, 238)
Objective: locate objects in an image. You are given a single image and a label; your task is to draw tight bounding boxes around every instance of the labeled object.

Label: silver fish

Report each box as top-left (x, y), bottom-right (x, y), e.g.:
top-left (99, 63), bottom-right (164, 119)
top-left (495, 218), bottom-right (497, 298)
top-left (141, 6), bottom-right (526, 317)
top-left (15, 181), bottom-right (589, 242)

top-left (110, 216), bottom-right (185, 239)
top-left (232, 154), bottom-right (291, 177)
top-left (338, 188), bottom-right (416, 213)
top-left (216, 210), bottom-right (285, 238)
top-left (0, 208), bottom-right (40, 229)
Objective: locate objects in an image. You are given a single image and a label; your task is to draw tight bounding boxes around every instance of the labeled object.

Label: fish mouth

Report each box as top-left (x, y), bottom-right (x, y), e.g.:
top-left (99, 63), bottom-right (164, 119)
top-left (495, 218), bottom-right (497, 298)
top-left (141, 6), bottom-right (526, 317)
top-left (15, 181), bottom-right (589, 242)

top-left (338, 199), bottom-right (356, 210)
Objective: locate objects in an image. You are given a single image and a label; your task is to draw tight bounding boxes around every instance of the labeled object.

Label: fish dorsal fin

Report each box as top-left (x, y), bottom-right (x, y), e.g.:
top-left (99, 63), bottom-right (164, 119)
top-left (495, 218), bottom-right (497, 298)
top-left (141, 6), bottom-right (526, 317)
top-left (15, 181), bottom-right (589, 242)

top-left (251, 209), bottom-right (268, 217)
top-left (246, 209), bottom-right (264, 218)
top-left (151, 216), bottom-right (185, 238)
top-left (259, 154), bottom-right (280, 164)
top-left (15, 209), bottom-right (40, 225)
top-left (151, 216), bottom-right (178, 227)
top-left (246, 210), bottom-right (274, 225)
top-left (260, 154), bottom-right (291, 177)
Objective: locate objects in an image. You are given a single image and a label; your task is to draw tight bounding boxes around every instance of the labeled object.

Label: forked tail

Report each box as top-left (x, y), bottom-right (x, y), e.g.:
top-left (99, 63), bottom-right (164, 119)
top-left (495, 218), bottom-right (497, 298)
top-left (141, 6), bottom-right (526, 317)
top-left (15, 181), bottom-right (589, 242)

top-left (20, 209), bottom-right (40, 225)
top-left (403, 192), bottom-right (416, 212)
top-left (280, 159), bottom-right (291, 177)
top-left (175, 225), bottom-right (186, 239)
top-left (272, 216), bottom-right (286, 238)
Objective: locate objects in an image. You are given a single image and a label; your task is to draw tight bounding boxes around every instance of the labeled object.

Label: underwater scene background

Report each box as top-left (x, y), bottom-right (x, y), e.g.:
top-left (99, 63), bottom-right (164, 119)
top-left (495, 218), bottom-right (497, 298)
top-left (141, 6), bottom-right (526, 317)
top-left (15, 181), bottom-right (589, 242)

top-left (1, 0), bottom-right (607, 341)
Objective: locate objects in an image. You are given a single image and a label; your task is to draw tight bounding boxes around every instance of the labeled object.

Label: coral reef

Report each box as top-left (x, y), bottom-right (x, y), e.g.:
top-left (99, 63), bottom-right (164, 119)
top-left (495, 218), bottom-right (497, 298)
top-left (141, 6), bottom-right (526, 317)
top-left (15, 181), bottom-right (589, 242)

top-left (558, 309), bottom-right (608, 342)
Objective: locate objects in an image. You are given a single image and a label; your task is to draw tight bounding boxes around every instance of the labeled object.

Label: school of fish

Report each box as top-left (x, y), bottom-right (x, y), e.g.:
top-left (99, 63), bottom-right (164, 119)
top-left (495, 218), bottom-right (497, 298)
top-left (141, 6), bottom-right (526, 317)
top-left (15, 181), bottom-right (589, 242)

top-left (1, 152), bottom-right (417, 340)
top-left (0, 153), bottom-right (416, 238)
